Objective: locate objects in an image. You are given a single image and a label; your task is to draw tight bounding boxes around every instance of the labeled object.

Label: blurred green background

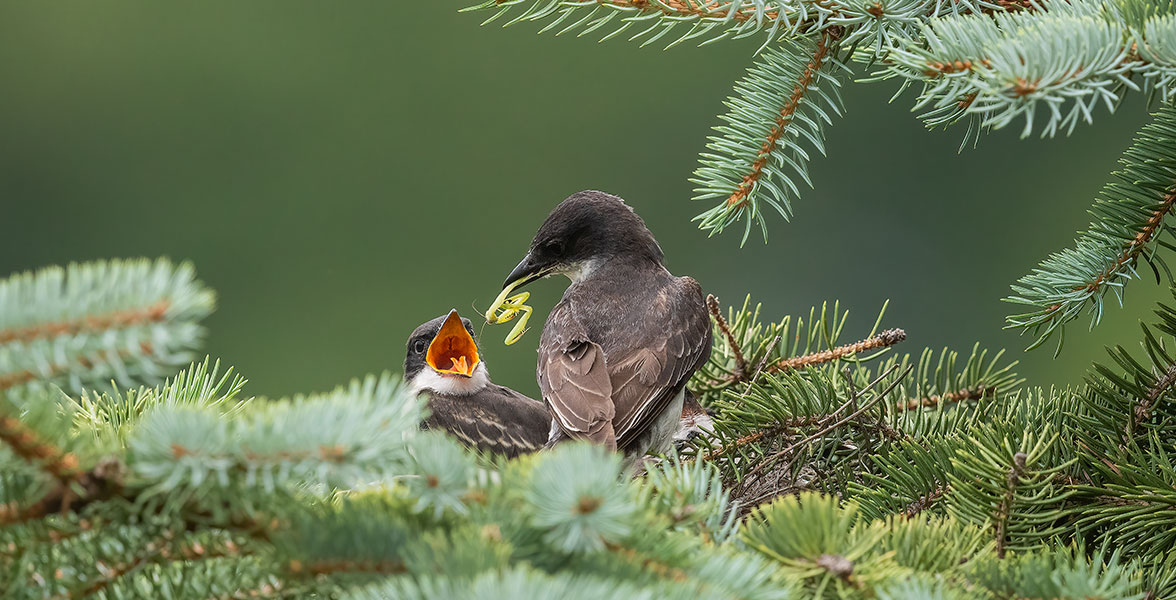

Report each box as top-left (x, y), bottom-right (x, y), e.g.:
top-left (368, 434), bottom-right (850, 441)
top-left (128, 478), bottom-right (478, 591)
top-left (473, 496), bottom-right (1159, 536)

top-left (0, 2), bottom-right (1164, 398)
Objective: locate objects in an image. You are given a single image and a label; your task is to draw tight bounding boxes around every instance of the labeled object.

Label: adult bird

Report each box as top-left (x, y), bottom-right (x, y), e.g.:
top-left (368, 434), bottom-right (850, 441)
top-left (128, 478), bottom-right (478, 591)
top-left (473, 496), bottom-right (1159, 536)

top-left (404, 310), bottom-right (550, 458)
top-left (499, 190), bottom-right (713, 468)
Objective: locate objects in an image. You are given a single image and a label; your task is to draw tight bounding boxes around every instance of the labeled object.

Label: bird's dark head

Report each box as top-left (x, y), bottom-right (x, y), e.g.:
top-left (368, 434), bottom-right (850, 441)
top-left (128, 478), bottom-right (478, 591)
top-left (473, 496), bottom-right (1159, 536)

top-left (502, 190), bottom-right (664, 291)
top-left (404, 310), bottom-right (488, 396)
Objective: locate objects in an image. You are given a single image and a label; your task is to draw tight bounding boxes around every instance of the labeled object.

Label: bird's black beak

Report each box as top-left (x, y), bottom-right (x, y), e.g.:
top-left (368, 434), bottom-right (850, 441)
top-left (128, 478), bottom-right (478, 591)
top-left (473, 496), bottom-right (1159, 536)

top-left (503, 251), bottom-right (549, 290)
top-left (426, 310), bottom-right (480, 377)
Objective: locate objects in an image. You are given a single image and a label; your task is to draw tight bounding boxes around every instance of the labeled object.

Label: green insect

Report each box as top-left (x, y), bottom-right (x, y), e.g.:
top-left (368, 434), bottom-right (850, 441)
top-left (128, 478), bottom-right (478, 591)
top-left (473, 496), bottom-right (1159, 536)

top-left (485, 283), bottom-right (532, 346)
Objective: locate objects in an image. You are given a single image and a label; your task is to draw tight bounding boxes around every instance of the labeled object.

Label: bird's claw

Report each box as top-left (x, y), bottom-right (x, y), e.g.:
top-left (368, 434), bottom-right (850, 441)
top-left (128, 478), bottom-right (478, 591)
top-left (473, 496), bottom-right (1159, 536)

top-left (485, 286), bottom-right (532, 346)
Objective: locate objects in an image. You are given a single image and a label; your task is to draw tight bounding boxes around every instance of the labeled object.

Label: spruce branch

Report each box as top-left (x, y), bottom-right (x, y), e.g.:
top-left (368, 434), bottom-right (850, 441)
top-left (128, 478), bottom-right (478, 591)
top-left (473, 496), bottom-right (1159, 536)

top-left (463, 1), bottom-right (802, 49)
top-left (895, 383), bottom-right (991, 411)
top-left (286, 558), bottom-right (407, 576)
top-left (128, 372), bottom-right (422, 509)
top-left (0, 344), bottom-right (156, 393)
top-left (0, 458), bottom-right (125, 526)
top-left (766, 328), bottom-right (906, 374)
top-left (901, 484), bottom-right (948, 519)
top-left (49, 534), bottom-right (168, 600)
top-left (881, 344), bottom-right (1021, 435)
top-left (946, 420), bottom-right (1076, 555)
top-left (992, 451), bottom-right (1026, 559)
top-left (736, 363), bottom-right (910, 488)
top-left (1006, 106), bottom-right (1176, 349)
top-left (693, 297), bottom-right (899, 402)
top-left (1082, 291), bottom-right (1176, 449)
top-left (1138, 359), bottom-right (1176, 423)
top-left (882, 1), bottom-right (1159, 137)
top-left (0, 414), bottom-right (81, 483)
top-left (693, 32), bottom-right (847, 242)
top-left (0, 258), bottom-right (214, 394)
top-left (707, 294), bottom-right (750, 379)
top-left (0, 300), bottom-right (169, 345)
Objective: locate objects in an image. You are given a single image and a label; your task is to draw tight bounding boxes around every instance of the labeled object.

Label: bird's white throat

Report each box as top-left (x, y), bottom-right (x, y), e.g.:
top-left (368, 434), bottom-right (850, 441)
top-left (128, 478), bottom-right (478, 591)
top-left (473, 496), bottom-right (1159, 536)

top-left (410, 362), bottom-right (490, 397)
top-left (561, 258), bottom-right (602, 283)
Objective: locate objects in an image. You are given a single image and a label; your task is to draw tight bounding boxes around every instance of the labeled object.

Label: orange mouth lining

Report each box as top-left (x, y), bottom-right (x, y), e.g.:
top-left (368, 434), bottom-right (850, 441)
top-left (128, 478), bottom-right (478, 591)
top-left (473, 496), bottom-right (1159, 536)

top-left (426, 311), bottom-right (480, 377)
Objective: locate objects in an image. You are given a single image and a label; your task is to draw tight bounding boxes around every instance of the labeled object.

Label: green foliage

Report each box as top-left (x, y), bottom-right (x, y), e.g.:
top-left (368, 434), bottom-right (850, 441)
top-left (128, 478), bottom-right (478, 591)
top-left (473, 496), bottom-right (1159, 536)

top-left (463, 1), bottom-right (795, 49)
top-left (0, 258), bottom-right (214, 395)
top-left (692, 36), bottom-right (847, 241)
top-left (72, 358), bottom-right (247, 448)
top-left (465, 0), bottom-right (1176, 260)
top-left (1006, 105), bottom-right (1176, 351)
top-left (966, 543), bottom-right (1146, 600)
top-left (7, 257), bottom-right (1176, 597)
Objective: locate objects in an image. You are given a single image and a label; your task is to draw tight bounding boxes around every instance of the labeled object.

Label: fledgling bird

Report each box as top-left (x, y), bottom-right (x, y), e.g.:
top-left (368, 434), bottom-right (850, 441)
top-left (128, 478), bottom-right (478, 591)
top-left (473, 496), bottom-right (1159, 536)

top-left (499, 190), bottom-right (713, 468)
top-left (404, 310), bottom-right (550, 458)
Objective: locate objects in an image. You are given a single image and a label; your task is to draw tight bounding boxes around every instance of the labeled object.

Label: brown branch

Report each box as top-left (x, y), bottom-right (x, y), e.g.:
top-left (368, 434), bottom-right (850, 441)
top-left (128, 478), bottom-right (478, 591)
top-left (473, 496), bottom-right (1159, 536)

top-left (1091, 189), bottom-right (1176, 293)
top-left (211, 582), bottom-right (286, 600)
top-left (286, 559), bottom-right (407, 576)
top-left (994, 452), bottom-right (1026, 559)
top-left (0, 301), bottom-right (169, 346)
top-left (604, 0), bottom-right (781, 22)
top-left (0, 343), bottom-right (155, 391)
top-left (895, 384), bottom-right (991, 412)
top-left (605, 541), bottom-right (689, 582)
top-left (1041, 187), bottom-right (1176, 322)
top-left (0, 415), bottom-right (81, 482)
top-left (707, 295), bottom-right (749, 378)
top-left (51, 535), bottom-right (166, 600)
top-left (1127, 360), bottom-right (1176, 442)
top-left (736, 365), bottom-right (909, 487)
top-left (767, 328), bottom-right (906, 375)
top-left (45, 532), bottom-right (244, 600)
top-left (902, 484), bottom-right (948, 519)
top-left (727, 29), bottom-right (838, 210)
top-left (0, 458), bottom-right (126, 526)
top-left (694, 416), bottom-right (825, 462)
top-left (987, 0), bottom-right (1035, 10)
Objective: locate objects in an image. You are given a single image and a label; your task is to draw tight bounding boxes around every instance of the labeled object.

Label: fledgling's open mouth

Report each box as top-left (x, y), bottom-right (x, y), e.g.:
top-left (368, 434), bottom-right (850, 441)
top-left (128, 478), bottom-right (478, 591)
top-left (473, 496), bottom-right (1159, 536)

top-left (426, 310), bottom-right (480, 377)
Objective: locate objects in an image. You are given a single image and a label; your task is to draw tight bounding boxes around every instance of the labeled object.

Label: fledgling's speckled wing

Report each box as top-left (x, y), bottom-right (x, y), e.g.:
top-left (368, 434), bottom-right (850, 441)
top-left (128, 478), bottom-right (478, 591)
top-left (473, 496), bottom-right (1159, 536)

top-left (422, 384), bottom-right (550, 458)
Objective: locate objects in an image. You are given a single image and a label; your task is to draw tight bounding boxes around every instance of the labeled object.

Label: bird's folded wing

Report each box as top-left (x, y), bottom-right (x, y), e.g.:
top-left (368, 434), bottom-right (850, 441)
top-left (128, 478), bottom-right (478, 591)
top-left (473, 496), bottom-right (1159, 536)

top-left (610, 279), bottom-right (714, 450)
top-left (424, 395), bottom-right (546, 458)
top-left (539, 321), bottom-right (617, 450)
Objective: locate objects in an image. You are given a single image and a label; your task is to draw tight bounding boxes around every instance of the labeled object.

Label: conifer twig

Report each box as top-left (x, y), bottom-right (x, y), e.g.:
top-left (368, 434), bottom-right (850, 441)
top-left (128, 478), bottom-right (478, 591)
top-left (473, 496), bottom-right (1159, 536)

top-left (1068, 188), bottom-right (1176, 311)
top-left (286, 559), bottom-right (407, 576)
top-left (703, 364), bottom-right (900, 465)
top-left (1127, 360), bottom-right (1176, 442)
top-left (0, 300), bottom-right (169, 345)
top-left (766, 328), bottom-right (906, 375)
top-left (895, 384), bottom-right (991, 412)
top-left (51, 533), bottom-right (170, 600)
top-left (902, 485), bottom-right (948, 519)
top-left (0, 344), bottom-right (155, 392)
top-left (993, 451), bottom-right (1026, 559)
top-left (597, 0), bottom-right (780, 23)
top-left (0, 459), bottom-right (125, 526)
top-left (708, 295), bottom-right (750, 378)
top-left (736, 365), bottom-right (908, 486)
top-left (0, 415), bottom-right (80, 482)
top-left (604, 541), bottom-right (689, 583)
top-left (726, 29), bottom-right (838, 212)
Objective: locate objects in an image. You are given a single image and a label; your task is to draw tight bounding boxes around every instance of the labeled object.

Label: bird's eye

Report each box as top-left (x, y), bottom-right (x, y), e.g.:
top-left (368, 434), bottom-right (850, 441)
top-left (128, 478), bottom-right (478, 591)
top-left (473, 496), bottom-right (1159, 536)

top-left (543, 239), bottom-right (564, 255)
top-left (413, 340), bottom-right (428, 354)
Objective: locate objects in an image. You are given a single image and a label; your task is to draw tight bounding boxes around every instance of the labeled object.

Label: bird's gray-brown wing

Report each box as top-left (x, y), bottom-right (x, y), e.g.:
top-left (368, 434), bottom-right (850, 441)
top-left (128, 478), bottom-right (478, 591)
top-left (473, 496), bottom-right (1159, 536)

top-left (608, 276), bottom-right (713, 452)
top-left (422, 386), bottom-right (550, 458)
top-left (537, 302), bottom-right (618, 450)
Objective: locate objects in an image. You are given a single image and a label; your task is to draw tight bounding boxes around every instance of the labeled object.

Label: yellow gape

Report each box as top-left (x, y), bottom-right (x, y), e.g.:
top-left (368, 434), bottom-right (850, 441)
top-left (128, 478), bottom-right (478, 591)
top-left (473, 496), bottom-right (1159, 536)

top-left (485, 284), bottom-right (532, 346)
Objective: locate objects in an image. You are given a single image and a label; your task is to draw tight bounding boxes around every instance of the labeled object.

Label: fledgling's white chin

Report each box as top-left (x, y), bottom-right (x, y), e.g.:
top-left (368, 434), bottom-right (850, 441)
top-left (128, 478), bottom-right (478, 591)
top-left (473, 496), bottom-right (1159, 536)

top-left (409, 362), bottom-right (490, 397)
